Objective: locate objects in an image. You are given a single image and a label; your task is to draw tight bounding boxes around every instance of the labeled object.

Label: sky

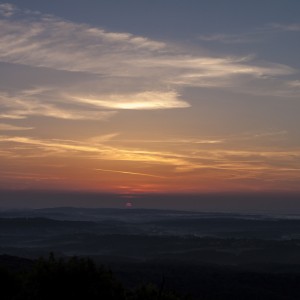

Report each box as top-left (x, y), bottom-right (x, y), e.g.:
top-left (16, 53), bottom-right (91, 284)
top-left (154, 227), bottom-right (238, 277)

top-left (0, 1), bottom-right (300, 205)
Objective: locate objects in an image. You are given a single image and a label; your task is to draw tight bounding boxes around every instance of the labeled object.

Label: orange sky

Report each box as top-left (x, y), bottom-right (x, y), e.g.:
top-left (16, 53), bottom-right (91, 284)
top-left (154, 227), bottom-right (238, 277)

top-left (1, 131), bottom-right (299, 194)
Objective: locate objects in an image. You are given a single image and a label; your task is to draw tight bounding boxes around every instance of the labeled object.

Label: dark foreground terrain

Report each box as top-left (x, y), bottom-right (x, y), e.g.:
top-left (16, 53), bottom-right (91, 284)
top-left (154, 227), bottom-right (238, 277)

top-left (1, 207), bottom-right (300, 299)
top-left (2, 254), bottom-right (300, 300)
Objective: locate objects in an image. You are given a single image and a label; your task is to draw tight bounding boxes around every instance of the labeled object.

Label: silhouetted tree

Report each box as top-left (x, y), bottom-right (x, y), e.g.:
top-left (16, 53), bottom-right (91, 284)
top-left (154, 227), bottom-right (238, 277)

top-left (21, 254), bottom-right (126, 300)
top-left (0, 254), bottom-right (186, 300)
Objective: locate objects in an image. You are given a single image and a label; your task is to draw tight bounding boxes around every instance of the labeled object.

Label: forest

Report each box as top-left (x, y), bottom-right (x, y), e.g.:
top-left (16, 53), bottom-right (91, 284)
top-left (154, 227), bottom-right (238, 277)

top-left (1, 208), bottom-right (300, 299)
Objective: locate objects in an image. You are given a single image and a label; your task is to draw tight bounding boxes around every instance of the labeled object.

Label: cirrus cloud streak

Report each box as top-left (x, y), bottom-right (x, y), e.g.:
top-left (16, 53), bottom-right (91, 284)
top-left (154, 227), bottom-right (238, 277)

top-left (0, 2), bottom-right (298, 122)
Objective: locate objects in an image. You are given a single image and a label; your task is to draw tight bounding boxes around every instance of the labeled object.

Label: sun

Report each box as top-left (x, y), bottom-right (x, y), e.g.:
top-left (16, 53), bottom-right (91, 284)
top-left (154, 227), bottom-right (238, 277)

top-left (125, 202), bottom-right (133, 208)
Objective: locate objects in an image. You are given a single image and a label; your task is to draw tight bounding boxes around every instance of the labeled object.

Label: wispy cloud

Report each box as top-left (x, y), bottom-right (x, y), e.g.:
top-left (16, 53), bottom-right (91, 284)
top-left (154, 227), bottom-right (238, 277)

top-left (95, 168), bottom-right (166, 179)
top-left (198, 33), bottom-right (262, 44)
top-left (0, 6), bottom-right (166, 74)
top-left (0, 2), bottom-right (297, 122)
top-left (0, 89), bottom-right (117, 120)
top-left (110, 131), bottom-right (287, 146)
top-left (0, 3), bottom-right (15, 17)
top-left (0, 114), bottom-right (27, 119)
top-left (198, 22), bottom-right (300, 45)
top-left (287, 80), bottom-right (300, 87)
top-left (0, 123), bottom-right (33, 130)
top-left (268, 23), bottom-right (300, 32)
top-left (72, 91), bottom-right (189, 110)
top-left (0, 170), bottom-right (64, 181)
top-left (0, 134), bottom-right (299, 177)
top-left (108, 137), bottom-right (224, 145)
top-left (87, 133), bottom-right (120, 144)
top-left (0, 134), bottom-right (190, 168)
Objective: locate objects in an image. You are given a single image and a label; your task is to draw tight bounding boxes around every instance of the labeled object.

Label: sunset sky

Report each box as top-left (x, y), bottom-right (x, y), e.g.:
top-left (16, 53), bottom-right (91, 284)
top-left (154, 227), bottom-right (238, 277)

top-left (0, 0), bottom-right (300, 200)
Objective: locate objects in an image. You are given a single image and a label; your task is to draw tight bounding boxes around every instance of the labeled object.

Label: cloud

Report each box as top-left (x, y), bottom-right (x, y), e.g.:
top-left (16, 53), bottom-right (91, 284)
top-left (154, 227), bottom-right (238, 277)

top-left (72, 91), bottom-right (189, 110)
top-left (0, 89), bottom-right (117, 120)
top-left (198, 23), bottom-right (300, 45)
top-left (108, 131), bottom-right (287, 146)
top-left (0, 123), bottom-right (33, 130)
top-left (0, 134), bottom-right (300, 179)
top-left (9, 103), bottom-right (116, 120)
top-left (0, 1), bottom-right (297, 121)
top-left (269, 23), bottom-right (300, 32)
top-left (108, 137), bottom-right (223, 144)
top-left (95, 168), bottom-right (166, 179)
top-left (197, 33), bottom-right (261, 44)
top-left (287, 80), bottom-right (300, 87)
top-left (0, 114), bottom-right (27, 119)
top-left (0, 3), bottom-right (16, 17)
top-left (0, 134), bottom-right (193, 171)
top-left (0, 10), bottom-right (166, 75)
top-left (0, 131), bottom-right (300, 191)
top-left (0, 170), bottom-right (64, 181)
top-left (87, 133), bottom-right (120, 143)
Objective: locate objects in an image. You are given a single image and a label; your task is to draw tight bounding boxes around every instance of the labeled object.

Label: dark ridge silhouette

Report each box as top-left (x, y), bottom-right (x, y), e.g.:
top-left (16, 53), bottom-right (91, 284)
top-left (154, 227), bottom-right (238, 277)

top-left (2, 208), bottom-right (300, 298)
top-left (0, 254), bottom-right (33, 271)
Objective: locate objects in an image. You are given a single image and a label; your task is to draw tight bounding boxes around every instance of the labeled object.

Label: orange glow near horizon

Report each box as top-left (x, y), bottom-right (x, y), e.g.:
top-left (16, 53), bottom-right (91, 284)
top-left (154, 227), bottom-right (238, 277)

top-left (1, 132), bottom-right (300, 194)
